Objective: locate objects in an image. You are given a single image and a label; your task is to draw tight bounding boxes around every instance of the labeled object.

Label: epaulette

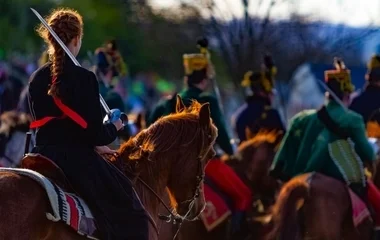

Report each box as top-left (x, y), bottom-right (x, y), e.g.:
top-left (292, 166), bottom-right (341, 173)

top-left (294, 109), bottom-right (316, 121)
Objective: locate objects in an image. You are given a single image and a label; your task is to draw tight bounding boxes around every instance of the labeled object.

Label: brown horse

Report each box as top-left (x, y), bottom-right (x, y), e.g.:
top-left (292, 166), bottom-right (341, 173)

top-left (0, 98), bottom-right (217, 240)
top-left (268, 172), bottom-right (373, 240)
top-left (163, 130), bottom-right (282, 240)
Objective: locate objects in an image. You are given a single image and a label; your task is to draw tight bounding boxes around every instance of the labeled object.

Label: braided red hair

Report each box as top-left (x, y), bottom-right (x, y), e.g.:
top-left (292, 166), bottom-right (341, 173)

top-left (36, 8), bottom-right (83, 97)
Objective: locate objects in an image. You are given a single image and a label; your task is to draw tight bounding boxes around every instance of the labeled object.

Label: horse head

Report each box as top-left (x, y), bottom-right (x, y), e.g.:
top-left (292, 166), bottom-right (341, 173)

top-left (118, 95), bottom-right (217, 222)
top-left (234, 129), bottom-right (282, 202)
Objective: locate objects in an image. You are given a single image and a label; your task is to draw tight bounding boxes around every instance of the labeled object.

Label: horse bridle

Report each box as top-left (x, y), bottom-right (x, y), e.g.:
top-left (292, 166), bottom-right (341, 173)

top-left (117, 152), bottom-right (205, 239)
top-left (166, 154), bottom-right (204, 239)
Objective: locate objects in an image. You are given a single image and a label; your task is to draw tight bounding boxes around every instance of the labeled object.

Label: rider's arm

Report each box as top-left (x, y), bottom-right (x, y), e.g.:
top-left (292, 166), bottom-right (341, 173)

top-left (207, 96), bottom-right (234, 155)
top-left (67, 70), bottom-right (118, 146)
top-left (349, 114), bottom-right (376, 163)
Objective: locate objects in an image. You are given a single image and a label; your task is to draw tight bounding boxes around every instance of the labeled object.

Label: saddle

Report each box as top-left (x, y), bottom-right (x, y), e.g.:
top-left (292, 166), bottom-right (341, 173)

top-left (9, 154), bottom-right (100, 239)
top-left (20, 153), bottom-right (74, 192)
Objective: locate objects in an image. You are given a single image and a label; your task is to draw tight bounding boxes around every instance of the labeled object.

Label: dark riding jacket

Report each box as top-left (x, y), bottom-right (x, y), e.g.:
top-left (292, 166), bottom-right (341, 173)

top-left (29, 56), bottom-right (117, 147)
top-left (350, 84), bottom-right (380, 123)
top-left (28, 55), bottom-right (148, 240)
top-left (232, 95), bottom-right (285, 143)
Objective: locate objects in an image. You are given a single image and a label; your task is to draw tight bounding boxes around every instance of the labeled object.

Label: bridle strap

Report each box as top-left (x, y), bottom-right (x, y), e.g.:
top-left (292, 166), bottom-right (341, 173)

top-left (112, 153), bottom-right (205, 239)
top-left (133, 174), bottom-right (182, 222)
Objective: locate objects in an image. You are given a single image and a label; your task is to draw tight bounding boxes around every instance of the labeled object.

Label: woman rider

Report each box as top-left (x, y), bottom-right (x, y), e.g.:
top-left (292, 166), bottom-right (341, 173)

top-left (28, 8), bottom-right (148, 240)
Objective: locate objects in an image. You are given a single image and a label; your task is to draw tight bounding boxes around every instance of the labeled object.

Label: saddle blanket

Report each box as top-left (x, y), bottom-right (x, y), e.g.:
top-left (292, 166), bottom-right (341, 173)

top-left (0, 168), bottom-right (99, 239)
top-left (200, 183), bottom-right (231, 231)
top-left (348, 188), bottom-right (371, 227)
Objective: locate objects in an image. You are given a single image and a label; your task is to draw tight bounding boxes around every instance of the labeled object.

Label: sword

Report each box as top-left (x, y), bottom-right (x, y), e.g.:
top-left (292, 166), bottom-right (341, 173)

top-left (316, 78), bottom-right (347, 110)
top-left (30, 8), bottom-right (112, 116)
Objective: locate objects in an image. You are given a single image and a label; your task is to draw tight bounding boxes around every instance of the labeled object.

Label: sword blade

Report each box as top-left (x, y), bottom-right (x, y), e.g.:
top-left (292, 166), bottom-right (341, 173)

top-left (30, 8), bottom-right (111, 115)
top-left (316, 78), bottom-right (347, 110)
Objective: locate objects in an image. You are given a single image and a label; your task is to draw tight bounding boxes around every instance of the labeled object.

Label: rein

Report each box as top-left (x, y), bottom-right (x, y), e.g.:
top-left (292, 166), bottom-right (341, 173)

top-left (103, 155), bottom-right (160, 236)
top-left (113, 154), bottom-right (204, 239)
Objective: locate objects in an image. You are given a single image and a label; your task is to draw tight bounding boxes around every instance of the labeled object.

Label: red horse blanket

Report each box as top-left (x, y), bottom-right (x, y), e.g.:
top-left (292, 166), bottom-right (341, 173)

top-left (349, 188), bottom-right (370, 227)
top-left (200, 183), bottom-right (231, 231)
top-left (200, 159), bottom-right (252, 231)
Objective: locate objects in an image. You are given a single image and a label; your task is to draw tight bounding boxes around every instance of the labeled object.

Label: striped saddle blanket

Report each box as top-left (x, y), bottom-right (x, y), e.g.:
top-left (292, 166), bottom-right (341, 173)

top-left (0, 168), bottom-right (99, 240)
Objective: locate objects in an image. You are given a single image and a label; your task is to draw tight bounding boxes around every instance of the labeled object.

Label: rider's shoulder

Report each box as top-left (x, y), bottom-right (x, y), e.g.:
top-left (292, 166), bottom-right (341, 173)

top-left (345, 109), bottom-right (365, 123)
top-left (290, 109), bottom-right (316, 125)
top-left (29, 63), bottom-right (52, 84)
top-left (293, 109), bottom-right (316, 120)
top-left (73, 67), bottom-right (98, 83)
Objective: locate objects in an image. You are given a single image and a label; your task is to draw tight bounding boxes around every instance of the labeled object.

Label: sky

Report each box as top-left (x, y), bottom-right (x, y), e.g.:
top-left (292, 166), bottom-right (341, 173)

top-left (150, 0), bottom-right (380, 27)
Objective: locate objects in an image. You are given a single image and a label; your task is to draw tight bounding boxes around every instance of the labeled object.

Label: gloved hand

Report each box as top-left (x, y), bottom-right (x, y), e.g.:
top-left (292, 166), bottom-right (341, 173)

top-left (103, 109), bottom-right (121, 124)
top-left (230, 210), bottom-right (245, 234)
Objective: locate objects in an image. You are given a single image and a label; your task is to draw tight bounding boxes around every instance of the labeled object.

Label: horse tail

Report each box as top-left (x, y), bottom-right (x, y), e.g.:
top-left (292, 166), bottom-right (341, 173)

top-left (268, 178), bottom-right (309, 240)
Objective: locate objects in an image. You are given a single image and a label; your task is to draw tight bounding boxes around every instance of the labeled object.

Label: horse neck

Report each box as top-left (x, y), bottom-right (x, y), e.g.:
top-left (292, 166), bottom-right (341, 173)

top-left (133, 159), bottom-right (170, 221)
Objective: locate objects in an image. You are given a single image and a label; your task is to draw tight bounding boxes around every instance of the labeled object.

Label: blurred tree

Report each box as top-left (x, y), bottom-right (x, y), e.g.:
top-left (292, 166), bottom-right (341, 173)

top-left (194, 0), bottom-right (378, 88)
top-left (121, 2), bottom-right (206, 80)
top-left (0, 0), bottom-right (207, 84)
top-left (0, 0), bottom-right (55, 56)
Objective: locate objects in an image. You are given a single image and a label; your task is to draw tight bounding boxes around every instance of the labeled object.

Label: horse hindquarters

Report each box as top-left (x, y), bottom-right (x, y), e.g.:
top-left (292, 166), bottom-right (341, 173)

top-left (268, 179), bottom-right (308, 240)
top-left (0, 172), bottom-right (48, 239)
top-left (271, 173), bottom-right (359, 240)
top-left (0, 172), bottom-right (82, 240)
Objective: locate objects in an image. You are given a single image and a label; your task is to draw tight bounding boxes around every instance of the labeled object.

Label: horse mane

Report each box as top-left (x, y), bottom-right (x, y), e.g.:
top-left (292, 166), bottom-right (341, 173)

top-left (241, 129), bottom-right (282, 149)
top-left (119, 100), bottom-right (207, 161)
top-left (237, 130), bottom-right (282, 159)
top-left (0, 111), bottom-right (32, 137)
top-left (117, 100), bottom-right (217, 212)
top-left (268, 176), bottom-right (309, 240)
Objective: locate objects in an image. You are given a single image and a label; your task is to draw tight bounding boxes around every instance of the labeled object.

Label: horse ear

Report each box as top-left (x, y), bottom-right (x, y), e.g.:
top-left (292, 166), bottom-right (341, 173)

top-left (199, 103), bottom-right (211, 127)
top-left (245, 127), bottom-right (254, 140)
top-left (176, 95), bottom-right (185, 113)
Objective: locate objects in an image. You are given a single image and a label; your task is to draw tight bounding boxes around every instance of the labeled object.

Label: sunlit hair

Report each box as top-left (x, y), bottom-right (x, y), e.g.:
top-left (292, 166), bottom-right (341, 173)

top-left (36, 8), bottom-right (83, 97)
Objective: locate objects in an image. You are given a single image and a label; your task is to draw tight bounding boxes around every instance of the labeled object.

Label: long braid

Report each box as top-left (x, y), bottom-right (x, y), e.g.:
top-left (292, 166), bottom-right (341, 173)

top-left (36, 8), bottom-right (83, 98)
